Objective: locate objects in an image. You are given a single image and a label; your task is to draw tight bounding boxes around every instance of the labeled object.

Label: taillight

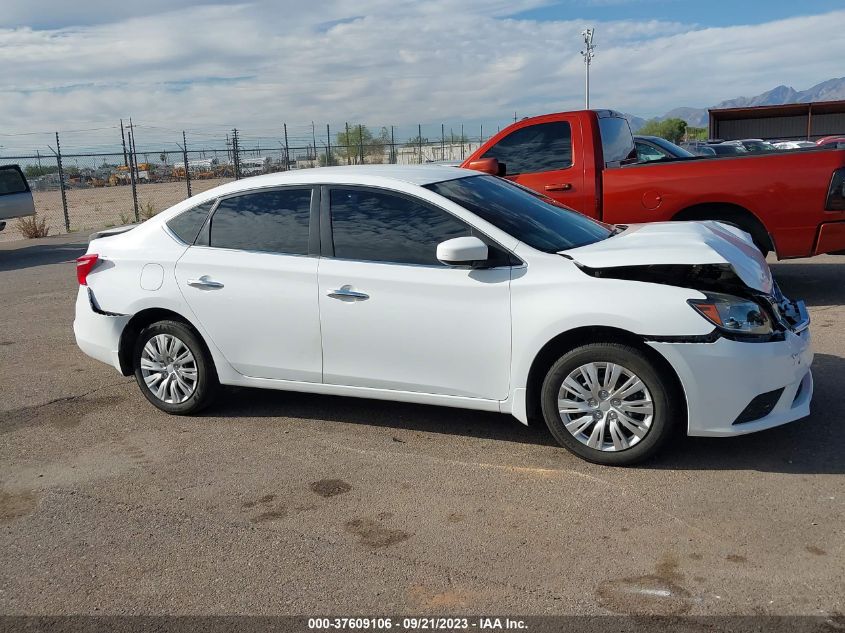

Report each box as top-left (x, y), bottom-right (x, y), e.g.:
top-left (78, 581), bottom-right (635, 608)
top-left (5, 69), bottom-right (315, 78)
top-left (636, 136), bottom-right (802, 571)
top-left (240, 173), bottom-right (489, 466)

top-left (826, 167), bottom-right (845, 211)
top-left (76, 254), bottom-right (99, 285)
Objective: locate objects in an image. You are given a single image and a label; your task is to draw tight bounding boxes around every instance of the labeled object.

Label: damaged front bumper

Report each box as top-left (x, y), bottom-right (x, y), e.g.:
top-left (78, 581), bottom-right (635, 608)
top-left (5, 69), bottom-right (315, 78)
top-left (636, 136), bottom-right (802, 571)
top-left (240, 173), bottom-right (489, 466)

top-left (648, 299), bottom-right (813, 437)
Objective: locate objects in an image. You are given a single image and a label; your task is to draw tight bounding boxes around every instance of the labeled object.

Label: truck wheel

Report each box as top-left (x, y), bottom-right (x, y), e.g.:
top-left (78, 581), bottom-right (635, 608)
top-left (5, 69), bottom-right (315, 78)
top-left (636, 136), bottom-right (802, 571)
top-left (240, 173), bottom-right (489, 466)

top-left (540, 342), bottom-right (679, 466)
top-left (133, 320), bottom-right (219, 415)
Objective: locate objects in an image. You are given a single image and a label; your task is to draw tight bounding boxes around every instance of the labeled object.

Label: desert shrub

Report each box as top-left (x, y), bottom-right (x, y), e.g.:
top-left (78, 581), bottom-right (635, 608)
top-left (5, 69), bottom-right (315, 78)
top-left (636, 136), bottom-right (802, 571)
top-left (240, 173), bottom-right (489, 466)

top-left (15, 214), bottom-right (50, 239)
top-left (140, 201), bottom-right (158, 221)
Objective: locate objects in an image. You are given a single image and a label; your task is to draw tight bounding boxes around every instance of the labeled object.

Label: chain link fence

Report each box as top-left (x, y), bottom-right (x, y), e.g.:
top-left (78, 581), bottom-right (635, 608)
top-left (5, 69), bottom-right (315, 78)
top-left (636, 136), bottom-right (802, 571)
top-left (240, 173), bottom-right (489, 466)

top-left (0, 123), bottom-right (490, 242)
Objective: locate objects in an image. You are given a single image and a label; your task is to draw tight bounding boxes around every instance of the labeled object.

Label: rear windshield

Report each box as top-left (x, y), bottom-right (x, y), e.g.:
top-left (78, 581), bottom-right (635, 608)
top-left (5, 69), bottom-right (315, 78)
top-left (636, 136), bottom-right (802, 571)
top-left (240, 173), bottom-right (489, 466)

top-left (425, 175), bottom-right (611, 253)
top-left (0, 167), bottom-right (29, 195)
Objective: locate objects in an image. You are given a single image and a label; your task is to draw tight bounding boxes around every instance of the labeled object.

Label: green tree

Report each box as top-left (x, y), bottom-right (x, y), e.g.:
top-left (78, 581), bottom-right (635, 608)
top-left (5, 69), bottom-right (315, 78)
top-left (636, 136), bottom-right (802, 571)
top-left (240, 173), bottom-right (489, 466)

top-left (637, 118), bottom-right (688, 144)
top-left (336, 124), bottom-right (374, 163)
top-left (23, 165), bottom-right (59, 179)
top-left (684, 126), bottom-right (708, 141)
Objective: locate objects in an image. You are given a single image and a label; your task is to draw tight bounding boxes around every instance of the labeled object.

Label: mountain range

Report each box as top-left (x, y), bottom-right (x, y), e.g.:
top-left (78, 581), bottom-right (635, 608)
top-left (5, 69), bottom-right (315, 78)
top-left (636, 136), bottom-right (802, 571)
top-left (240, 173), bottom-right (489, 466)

top-left (627, 77), bottom-right (845, 131)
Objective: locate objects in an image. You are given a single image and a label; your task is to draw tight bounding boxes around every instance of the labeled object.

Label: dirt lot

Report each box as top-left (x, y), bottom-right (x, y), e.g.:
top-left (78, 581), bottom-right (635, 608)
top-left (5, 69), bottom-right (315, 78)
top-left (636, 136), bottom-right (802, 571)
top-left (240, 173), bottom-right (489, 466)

top-left (0, 235), bottom-right (842, 620)
top-left (0, 179), bottom-right (232, 243)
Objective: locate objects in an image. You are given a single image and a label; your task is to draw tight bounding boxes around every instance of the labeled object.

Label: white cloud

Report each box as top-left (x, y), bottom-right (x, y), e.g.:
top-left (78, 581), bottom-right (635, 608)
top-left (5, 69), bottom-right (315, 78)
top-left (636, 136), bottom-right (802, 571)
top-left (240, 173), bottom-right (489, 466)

top-left (0, 1), bottom-right (843, 152)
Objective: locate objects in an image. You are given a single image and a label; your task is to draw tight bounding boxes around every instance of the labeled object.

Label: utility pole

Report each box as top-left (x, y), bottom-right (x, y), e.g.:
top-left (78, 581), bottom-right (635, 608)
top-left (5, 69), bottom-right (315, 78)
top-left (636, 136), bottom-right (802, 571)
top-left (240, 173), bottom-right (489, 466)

top-left (581, 27), bottom-right (596, 110)
top-left (311, 121), bottom-right (317, 163)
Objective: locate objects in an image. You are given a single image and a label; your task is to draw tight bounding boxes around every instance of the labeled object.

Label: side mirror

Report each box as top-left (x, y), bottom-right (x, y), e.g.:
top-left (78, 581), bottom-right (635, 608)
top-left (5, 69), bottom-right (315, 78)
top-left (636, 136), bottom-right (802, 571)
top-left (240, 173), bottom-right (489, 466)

top-left (436, 236), bottom-right (489, 267)
top-left (466, 157), bottom-right (506, 176)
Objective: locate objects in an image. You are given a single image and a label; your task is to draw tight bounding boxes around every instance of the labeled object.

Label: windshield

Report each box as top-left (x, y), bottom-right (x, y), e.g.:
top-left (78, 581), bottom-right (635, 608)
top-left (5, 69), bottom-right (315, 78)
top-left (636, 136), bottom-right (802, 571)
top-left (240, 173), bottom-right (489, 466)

top-left (425, 175), bottom-right (612, 252)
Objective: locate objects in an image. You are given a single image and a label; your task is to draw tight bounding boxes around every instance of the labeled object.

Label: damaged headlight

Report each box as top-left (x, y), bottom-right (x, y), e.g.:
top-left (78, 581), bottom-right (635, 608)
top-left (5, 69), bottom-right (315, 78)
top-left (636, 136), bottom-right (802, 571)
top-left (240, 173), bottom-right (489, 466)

top-left (688, 292), bottom-right (774, 336)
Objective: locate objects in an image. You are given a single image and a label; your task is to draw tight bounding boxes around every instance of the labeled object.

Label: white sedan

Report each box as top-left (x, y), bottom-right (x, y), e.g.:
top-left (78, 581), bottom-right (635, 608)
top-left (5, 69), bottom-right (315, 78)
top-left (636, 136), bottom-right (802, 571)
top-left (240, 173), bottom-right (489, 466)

top-left (74, 166), bottom-right (813, 465)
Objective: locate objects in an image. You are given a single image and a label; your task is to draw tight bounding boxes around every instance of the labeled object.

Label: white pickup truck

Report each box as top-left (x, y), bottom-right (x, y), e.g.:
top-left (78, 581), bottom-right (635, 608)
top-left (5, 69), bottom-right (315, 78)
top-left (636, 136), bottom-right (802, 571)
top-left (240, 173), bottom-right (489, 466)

top-left (0, 165), bottom-right (35, 231)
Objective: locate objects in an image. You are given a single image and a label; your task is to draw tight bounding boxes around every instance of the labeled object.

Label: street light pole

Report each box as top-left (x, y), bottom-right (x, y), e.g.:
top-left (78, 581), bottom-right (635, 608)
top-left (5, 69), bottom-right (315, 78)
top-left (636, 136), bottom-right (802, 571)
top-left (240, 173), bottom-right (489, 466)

top-left (581, 28), bottom-right (596, 110)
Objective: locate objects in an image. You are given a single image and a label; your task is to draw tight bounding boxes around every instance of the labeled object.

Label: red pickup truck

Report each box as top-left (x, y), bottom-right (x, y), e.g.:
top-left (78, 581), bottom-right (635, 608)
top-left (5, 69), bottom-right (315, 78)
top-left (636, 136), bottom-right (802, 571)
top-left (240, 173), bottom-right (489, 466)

top-left (461, 110), bottom-right (845, 258)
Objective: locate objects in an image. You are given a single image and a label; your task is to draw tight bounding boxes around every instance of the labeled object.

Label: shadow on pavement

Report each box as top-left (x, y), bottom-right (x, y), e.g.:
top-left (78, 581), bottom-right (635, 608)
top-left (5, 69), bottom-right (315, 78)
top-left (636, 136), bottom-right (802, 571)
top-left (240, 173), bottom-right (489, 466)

top-left (771, 259), bottom-right (845, 307)
top-left (207, 352), bottom-right (844, 475)
top-left (209, 387), bottom-right (558, 448)
top-left (0, 240), bottom-right (87, 272)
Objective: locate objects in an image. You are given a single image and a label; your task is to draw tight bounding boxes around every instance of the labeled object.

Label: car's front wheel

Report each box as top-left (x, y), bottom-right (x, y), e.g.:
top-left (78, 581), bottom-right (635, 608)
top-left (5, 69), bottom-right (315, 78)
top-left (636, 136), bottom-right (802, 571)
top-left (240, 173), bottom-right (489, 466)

top-left (133, 320), bottom-right (218, 414)
top-left (540, 342), bottom-right (679, 465)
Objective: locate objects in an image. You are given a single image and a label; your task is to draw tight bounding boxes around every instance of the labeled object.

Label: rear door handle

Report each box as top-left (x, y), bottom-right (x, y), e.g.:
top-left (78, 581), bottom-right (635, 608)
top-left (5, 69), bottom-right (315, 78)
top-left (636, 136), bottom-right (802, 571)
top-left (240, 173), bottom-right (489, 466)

top-left (328, 286), bottom-right (369, 301)
top-left (544, 183), bottom-right (572, 192)
top-left (187, 276), bottom-right (224, 289)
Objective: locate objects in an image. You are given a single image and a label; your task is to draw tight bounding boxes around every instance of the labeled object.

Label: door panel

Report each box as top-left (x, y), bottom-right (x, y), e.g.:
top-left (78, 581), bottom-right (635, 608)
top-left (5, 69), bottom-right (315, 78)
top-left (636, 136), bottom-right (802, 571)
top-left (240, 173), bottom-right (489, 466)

top-left (176, 247), bottom-right (321, 381)
top-left (173, 186), bottom-right (321, 382)
top-left (318, 259), bottom-right (511, 400)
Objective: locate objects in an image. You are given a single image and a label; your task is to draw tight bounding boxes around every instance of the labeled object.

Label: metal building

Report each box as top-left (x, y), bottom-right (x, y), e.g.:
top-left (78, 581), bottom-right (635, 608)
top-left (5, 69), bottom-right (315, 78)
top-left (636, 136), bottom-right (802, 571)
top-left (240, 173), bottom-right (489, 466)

top-left (709, 100), bottom-right (845, 141)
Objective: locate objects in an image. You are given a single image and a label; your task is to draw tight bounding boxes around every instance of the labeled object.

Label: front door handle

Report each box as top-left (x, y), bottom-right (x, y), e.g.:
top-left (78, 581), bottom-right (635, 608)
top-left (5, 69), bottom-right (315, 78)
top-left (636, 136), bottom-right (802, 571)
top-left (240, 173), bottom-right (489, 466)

top-left (544, 183), bottom-right (572, 192)
top-left (187, 276), bottom-right (224, 289)
top-left (327, 285), bottom-right (369, 301)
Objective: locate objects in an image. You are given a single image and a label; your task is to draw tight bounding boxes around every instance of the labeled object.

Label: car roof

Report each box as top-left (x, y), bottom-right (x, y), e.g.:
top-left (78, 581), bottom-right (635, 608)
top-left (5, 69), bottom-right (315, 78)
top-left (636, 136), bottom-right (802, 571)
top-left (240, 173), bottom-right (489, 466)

top-left (204, 165), bottom-right (473, 196)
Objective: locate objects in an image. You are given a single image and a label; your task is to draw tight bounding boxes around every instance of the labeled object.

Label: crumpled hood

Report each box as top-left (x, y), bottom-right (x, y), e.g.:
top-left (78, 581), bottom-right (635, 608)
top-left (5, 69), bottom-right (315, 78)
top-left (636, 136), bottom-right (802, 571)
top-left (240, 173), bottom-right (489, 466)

top-left (563, 221), bottom-right (773, 293)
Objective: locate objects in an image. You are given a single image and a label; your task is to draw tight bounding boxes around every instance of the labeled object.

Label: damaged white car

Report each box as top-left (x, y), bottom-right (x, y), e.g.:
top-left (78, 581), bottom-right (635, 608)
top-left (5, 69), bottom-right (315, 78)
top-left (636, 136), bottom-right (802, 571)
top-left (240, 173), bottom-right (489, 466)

top-left (73, 166), bottom-right (812, 465)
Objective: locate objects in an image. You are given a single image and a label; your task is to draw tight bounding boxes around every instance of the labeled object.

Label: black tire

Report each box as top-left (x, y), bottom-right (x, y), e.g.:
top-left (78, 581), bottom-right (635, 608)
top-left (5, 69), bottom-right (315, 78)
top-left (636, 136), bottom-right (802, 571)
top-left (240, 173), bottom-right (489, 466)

top-left (714, 219), bottom-right (770, 257)
top-left (133, 320), bottom-right (218, 415)
top-left (540, 342), bottom-right (679, 466)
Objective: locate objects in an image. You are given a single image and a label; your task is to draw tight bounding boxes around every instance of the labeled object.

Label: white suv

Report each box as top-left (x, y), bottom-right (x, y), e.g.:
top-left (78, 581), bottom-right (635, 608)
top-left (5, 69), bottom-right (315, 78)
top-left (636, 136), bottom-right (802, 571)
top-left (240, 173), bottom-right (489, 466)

top-left (74, 166), bottom-right (812, 465)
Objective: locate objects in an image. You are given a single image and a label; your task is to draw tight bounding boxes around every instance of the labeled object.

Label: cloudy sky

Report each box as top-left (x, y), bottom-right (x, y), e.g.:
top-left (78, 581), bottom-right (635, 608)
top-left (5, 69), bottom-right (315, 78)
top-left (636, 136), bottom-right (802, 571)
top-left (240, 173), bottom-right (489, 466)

top-left (1, 0), bottom-right (844, 153)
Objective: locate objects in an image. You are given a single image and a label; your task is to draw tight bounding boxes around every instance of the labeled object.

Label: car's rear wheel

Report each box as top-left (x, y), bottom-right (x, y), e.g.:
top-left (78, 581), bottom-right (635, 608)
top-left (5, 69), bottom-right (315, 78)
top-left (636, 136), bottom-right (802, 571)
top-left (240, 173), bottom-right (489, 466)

top-left (133, 320), bottom-right (218, 414)
top-left (540, 342), bottom-right (678, 465)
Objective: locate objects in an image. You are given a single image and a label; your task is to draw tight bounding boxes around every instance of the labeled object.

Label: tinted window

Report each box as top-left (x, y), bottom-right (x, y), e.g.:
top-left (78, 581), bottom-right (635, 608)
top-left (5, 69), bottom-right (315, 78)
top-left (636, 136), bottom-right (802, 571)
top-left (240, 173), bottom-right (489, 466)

top-left (166, 200), bottom-right (216, 244)
top-left (330, 189), bottom-right (470, 265)
top-left (0, 167), bottom-right (28, 195)
top-left (481, 121), bottom-right (572, 174)
top-left (209, 188), bottom-right (311, 254)
top-left (598, 116), bottom-right (636, 165)
top-left (426, 175), bottom-right (611, 253)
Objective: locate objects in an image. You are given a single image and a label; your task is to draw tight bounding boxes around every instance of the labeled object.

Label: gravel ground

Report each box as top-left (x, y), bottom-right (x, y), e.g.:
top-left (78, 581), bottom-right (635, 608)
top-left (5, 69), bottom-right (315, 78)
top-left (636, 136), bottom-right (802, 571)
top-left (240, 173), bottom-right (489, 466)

top-left (0, 234), bottom-right (842, 618)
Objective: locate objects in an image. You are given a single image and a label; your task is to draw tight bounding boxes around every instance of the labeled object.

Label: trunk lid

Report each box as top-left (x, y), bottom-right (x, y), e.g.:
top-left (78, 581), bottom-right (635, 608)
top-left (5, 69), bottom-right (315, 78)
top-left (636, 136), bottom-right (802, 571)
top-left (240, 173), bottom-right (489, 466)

top-left (563, 221), bottom-right (773, 293)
